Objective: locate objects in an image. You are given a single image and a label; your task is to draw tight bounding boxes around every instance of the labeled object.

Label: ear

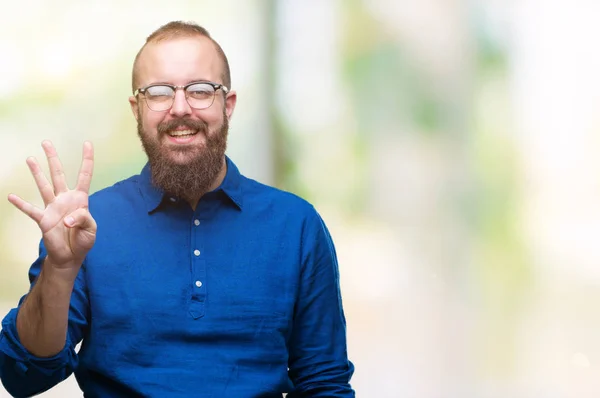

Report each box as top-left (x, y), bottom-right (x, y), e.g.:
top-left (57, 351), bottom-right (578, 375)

top-left (224, 90), bottom-right (237, 120)
top-left (129, 96), bottom-right (140, 121)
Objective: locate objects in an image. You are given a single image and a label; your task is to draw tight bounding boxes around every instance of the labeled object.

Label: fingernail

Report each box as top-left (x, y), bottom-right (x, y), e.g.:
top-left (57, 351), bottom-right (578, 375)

top-left (65, 216), bottom-right (75, 226)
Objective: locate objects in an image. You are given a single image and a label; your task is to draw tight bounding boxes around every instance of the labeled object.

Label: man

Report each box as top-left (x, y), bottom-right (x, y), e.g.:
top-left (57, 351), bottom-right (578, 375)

top-left (0, 21), bottom-right (355, 397)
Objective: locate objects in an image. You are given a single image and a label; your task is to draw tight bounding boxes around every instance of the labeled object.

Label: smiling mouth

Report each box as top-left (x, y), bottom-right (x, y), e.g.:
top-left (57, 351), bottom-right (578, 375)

top-left (168, 129), bottom-right (198, 137)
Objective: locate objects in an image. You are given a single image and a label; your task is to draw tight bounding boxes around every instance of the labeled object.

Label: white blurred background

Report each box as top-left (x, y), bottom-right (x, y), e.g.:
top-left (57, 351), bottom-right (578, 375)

top-left (2, 0), bottom-right (600, 397)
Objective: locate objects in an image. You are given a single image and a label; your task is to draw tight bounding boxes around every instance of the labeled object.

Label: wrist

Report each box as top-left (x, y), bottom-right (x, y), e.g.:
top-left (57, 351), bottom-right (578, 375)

top-left (42, 257), bottom-right (81, 283)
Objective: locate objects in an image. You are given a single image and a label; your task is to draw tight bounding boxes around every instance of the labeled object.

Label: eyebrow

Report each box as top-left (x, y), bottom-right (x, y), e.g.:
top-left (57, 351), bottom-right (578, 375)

top-left (145, 79), bottom-right (213, 87)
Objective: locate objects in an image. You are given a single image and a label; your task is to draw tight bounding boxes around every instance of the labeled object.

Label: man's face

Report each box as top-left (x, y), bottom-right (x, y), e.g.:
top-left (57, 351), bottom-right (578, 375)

top-left (129, 36), bottom-right (237, 197)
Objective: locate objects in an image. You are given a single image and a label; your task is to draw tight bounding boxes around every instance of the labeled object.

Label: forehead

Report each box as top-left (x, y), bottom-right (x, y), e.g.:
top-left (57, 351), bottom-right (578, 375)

top-left (136, 36), bottom-right (222, 86)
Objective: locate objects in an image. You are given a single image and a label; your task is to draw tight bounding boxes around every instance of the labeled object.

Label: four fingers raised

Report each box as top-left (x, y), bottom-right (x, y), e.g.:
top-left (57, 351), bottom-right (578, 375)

top-left (8, 141), bottom-right (95, 225)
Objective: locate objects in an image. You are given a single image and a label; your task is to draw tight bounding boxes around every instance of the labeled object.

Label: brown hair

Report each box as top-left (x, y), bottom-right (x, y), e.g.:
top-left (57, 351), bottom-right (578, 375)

top-left (131, 21), bottom-right (231, 93)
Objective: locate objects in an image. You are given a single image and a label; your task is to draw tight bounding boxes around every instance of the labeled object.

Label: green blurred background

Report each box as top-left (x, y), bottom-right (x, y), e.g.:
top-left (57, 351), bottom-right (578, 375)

top-left (2, 0), bottom-right (600, 396)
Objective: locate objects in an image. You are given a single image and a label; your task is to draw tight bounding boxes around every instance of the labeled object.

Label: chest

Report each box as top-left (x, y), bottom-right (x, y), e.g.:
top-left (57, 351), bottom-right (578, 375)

top-left (84, 208), bottom-right (301, 341)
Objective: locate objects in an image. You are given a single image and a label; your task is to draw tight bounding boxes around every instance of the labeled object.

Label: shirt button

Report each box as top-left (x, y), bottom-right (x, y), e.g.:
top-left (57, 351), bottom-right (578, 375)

top-left (194, 249), bottom-right (200, 256)
top-left (194, 219), bottom-right (200, 226)
top-left (195, 280), bottom-right (202, 288)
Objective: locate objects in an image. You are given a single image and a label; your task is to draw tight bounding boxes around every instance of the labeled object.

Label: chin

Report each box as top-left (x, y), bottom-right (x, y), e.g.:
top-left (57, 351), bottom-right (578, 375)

top-left (174, 154), bottom-right (201, 165)
top-left (162, 148), bottom-right (198, 163)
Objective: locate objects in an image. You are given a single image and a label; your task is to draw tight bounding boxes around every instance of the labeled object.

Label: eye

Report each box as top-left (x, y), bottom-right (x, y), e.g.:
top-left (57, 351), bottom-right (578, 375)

top-left (145, 85), bottom-right (174, 98)
top-left (186, 83), bottom-right (214, 99)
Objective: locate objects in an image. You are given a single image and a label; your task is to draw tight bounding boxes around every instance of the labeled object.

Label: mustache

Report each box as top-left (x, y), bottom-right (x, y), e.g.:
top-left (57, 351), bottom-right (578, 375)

top-left (157, 118), bottom-right (208, 135)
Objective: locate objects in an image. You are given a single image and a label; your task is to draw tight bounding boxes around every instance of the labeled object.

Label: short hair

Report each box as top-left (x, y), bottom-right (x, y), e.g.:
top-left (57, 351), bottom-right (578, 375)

top-left (131, 21), bottom-right (231, 93)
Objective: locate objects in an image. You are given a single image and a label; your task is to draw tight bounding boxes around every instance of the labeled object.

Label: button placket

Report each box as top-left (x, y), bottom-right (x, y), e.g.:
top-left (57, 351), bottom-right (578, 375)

top-left (189, 214), bottom-right (206, 319)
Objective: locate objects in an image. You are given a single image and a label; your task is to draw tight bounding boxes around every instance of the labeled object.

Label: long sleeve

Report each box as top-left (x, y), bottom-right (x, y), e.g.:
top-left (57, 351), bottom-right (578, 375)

top-left (0, 241), bottom-right (89, 397)
top-left (287, 209), bottom-right (355, 397)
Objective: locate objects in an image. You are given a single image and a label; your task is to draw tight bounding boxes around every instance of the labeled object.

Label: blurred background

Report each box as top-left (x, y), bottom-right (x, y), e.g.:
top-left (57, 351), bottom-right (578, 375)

top-left (1, 0), bottom-right (600, 396)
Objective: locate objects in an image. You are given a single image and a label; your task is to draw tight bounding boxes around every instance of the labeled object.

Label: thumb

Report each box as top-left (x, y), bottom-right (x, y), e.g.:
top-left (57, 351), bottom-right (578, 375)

top-left (64, 208), bottom-right (97, 233)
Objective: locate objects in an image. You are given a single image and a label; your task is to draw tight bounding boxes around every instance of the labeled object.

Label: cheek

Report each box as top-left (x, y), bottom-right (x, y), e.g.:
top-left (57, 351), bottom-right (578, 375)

top-left (194, 107), bottom-right (223, 126)
top-left (141, 114), bottom-right (162, 134)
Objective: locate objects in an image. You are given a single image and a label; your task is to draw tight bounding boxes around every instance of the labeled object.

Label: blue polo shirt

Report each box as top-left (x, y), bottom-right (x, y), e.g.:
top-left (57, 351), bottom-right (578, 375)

top-left (0, 157), bottom-right (354, 397)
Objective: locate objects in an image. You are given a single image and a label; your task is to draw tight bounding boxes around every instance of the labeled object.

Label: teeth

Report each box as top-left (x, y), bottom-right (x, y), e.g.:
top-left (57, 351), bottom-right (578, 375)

top-left (169, 129), bottom-right (196, 137)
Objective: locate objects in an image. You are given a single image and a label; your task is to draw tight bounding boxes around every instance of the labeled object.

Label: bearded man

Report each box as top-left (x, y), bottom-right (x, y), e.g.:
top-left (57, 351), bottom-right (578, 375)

top-left (0, 21), bottom-right (355, 398)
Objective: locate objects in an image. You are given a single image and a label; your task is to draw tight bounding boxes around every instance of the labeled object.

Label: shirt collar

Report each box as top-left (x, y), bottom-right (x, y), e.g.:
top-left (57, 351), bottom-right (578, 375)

top-left (219, 156), bottom-right (244, 210)
top-left (138, 156), bottom-right (244, 213)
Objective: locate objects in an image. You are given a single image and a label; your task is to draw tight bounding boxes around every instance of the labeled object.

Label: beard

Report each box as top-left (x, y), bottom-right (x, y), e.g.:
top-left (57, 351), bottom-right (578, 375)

top-left (137, 110), bottom-right (228, 200)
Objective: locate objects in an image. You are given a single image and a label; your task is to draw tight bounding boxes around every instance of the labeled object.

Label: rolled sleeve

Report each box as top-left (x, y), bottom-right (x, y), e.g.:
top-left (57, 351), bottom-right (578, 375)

top-left (0, 307), bottom-right (79, 397)
top-left (0, 241), bottom-right (88, 397)
top-left (287, 209), bottom-right (355, 397)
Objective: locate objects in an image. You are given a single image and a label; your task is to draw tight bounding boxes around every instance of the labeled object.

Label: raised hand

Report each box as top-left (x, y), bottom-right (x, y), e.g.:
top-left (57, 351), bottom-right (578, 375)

top-left (8, 140), bottom-right (97, 270)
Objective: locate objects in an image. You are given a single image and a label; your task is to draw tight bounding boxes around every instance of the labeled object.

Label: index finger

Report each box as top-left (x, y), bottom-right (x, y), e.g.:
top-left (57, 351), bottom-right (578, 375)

top-left (75, 141), bottom-right (94, 193)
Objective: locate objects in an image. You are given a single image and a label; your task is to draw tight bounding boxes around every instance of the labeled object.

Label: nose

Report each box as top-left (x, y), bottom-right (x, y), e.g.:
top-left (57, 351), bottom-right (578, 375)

top-left (169, 88), bottom-right (192, 117)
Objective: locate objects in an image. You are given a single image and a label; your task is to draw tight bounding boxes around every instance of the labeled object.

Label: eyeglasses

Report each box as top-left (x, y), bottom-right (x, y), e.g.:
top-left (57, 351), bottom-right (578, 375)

top-left (134, 81), bottom-right (229, 112)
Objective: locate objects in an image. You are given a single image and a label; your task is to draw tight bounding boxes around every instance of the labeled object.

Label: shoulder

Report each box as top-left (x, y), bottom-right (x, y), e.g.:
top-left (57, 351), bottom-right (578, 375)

top-left (88, 173), bottom-right (143, 211)
top-left (240, 175), bottom-right (319, 220)
top-left (237, 175), bottom-right (331, 245)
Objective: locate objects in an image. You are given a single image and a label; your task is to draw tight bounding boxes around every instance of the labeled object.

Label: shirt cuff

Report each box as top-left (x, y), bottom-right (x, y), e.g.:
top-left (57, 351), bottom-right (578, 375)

top-left (0, 307), bottom-right (77, 376)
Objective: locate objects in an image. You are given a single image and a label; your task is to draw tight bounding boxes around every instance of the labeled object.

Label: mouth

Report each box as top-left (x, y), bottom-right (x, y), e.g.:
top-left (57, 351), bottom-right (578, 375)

top-left (163, 127), bottom-right (205, 146)
top-left (167, 129), bottom-right (198, 137)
